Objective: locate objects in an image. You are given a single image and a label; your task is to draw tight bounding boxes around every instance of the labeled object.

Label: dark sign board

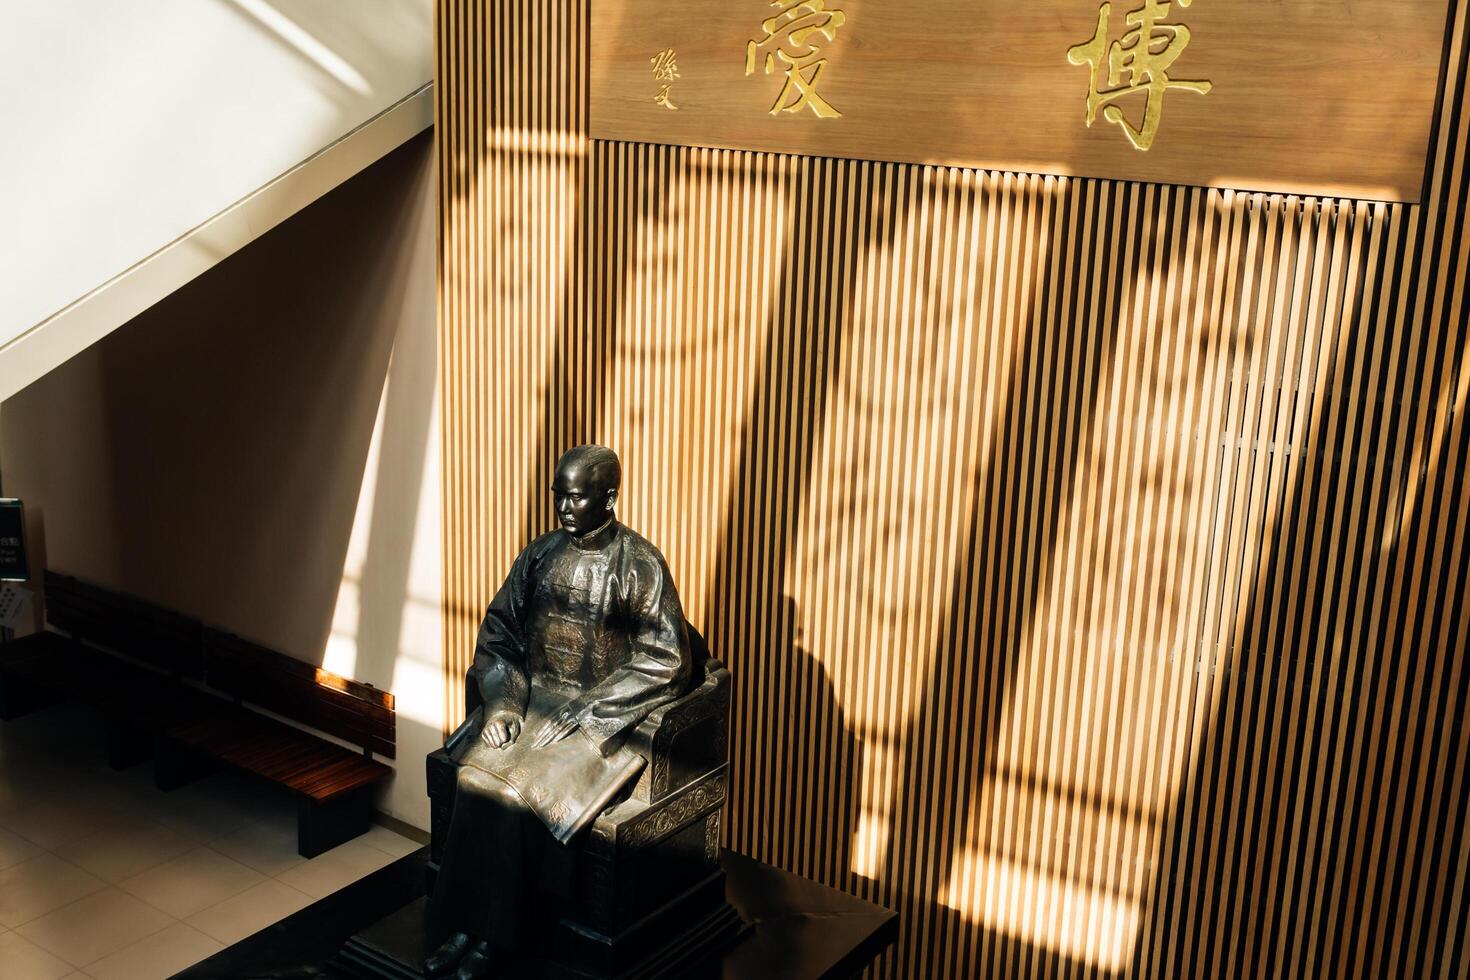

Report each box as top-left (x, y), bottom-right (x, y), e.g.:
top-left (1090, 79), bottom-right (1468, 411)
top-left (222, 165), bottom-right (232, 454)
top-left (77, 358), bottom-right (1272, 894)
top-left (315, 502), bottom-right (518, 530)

top-left (0, 500), bottom-right (28, 582)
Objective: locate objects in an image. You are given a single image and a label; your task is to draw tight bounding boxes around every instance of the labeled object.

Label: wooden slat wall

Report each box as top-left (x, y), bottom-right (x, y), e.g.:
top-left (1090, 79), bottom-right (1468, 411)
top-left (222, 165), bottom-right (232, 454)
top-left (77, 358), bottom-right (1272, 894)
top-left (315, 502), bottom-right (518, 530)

top-left (437, 3), bottom-right (1470, 977)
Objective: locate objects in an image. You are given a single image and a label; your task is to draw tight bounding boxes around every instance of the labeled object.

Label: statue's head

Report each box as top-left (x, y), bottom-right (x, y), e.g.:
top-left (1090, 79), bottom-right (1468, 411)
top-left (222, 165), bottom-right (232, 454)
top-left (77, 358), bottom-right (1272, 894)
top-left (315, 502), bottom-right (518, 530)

top-left (552, 445), bottom-right (621, 538)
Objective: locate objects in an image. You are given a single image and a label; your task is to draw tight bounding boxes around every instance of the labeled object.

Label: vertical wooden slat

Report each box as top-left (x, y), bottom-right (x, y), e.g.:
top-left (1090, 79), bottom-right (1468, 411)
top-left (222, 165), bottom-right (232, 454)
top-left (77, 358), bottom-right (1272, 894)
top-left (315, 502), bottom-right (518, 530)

top-left (437, 2), bottom-right (1470, 976)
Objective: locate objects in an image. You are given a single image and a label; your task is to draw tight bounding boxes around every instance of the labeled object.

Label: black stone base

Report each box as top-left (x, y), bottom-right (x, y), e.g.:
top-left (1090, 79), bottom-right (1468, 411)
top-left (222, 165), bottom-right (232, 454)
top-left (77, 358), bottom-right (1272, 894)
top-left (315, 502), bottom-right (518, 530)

top-left (335, 875), bottom-right (748, 980)
top-left (335, 900), bottom-right (431, 980)
top-left (548, 871), bottom-right (747, 979)
top-left (172, 849), bottom-right (896, 980)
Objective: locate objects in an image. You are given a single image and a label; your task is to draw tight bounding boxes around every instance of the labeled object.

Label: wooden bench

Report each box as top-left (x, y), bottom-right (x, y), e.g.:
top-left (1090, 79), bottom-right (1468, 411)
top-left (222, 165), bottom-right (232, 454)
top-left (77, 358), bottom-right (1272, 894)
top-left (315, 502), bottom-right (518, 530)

top-left (0, 573), bottom-right (223, 768)
top-left (0, 572), bottom-right (397, 857)
top-left (0, 629), bottom-right (75, 718)
top-left (157, 628), bottom-right (396, 857)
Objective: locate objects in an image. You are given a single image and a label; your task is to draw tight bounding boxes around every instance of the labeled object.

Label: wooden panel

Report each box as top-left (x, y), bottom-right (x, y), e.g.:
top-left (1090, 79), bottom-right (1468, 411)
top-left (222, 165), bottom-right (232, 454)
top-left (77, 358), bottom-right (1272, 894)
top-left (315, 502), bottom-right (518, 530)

top-left (203, 629), bottom-right (396, 758)
top-left (589, 0), bottom-right (1451, 203)
top-left (439, 1), bottom-right (1470, 976)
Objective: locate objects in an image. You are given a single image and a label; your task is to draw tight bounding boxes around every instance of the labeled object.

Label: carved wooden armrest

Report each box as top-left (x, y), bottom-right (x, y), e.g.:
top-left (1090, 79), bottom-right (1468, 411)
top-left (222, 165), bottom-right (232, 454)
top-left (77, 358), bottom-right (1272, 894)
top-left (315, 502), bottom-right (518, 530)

top-left (624, 660), bottom-right (729, 803)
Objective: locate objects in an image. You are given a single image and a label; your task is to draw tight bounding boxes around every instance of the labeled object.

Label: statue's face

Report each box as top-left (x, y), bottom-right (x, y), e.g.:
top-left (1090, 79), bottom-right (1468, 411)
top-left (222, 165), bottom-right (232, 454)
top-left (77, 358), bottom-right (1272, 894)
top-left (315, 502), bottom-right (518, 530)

top-left (552, 461), bottom-right (616, 537)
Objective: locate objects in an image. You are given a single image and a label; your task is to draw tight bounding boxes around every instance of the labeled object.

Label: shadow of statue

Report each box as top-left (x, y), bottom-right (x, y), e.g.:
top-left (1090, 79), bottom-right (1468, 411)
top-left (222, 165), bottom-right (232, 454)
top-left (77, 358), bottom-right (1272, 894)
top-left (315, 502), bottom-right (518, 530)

top-left (743, 595), bottom-right (865, 893)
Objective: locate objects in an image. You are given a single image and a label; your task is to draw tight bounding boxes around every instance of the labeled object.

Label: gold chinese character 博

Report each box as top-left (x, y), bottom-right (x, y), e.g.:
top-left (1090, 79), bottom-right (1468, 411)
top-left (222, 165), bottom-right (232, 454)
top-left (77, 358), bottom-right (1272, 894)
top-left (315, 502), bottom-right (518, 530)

top-left (745, 0), bottom-right (847, 119)
top-left (1067, 0), bottom-right (1212, 151)
top-left (651, 47), bottom-right (680, 110)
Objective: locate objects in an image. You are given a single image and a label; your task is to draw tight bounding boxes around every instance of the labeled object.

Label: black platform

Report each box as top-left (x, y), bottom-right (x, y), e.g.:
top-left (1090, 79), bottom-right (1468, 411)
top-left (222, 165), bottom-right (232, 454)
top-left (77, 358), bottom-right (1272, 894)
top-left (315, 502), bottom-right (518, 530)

top-left (171, 849), bottom-right (896, 980)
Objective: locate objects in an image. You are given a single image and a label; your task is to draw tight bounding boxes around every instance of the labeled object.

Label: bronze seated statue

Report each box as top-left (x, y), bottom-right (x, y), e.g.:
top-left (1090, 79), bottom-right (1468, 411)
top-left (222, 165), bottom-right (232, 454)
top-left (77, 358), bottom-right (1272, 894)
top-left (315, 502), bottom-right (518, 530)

top-left (422, 446), bottom-right (737, 980)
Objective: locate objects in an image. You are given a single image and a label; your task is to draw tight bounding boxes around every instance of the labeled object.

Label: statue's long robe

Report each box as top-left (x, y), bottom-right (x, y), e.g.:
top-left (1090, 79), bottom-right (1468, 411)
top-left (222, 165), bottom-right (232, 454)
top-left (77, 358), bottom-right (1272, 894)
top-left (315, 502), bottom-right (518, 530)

top-left (432, 520), bottom-right (693, 946)
top-left (450, 518), bottom-right (693, 842)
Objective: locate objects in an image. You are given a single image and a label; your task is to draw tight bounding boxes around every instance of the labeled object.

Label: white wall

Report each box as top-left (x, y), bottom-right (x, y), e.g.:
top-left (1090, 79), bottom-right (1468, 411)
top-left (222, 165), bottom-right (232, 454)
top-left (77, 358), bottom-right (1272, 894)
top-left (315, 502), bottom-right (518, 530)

top-left (0, 0), bottom-right (432, 401)
top-left (0, 132), bottom-right (442, 828)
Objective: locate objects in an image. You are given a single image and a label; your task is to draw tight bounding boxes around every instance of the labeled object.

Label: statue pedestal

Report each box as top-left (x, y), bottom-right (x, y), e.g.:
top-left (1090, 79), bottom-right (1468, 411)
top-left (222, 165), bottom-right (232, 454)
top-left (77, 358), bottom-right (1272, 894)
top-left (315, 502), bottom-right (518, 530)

top-left (334, 898), bottom-right (431, 980)
top-left (173, 849), bottom-right (896, 980)
top-left (336, 870), bottom-right (747, 980)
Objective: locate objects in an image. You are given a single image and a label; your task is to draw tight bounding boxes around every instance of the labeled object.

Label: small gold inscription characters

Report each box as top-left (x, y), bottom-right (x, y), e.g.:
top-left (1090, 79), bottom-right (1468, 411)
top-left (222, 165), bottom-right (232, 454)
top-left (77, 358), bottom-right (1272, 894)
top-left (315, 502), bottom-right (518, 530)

top-left (1067, 0), bottom-right (1212, 151)
top-left (650, 47), bottom-right (680, 110)
top-left (745, 0), bottom-right (846, 119)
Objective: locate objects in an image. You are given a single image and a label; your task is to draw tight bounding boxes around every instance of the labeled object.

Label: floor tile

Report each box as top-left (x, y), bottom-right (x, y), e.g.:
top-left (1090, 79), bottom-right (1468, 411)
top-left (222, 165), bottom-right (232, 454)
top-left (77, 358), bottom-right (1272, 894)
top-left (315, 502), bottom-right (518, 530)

top-left (15, 887), bottom-right (173, 967)
top-left (99, 757), bottom-right (168, 800)
top-left (85, 921), bottom-right (223, 980)
top-left (70, 778), bottom-right (188, 830)
top-left (275, 838), bottom-right (398, 899)
top-left (1, 704), bottom-right (109, 752)
top-left (0, 929), bottom-right (76, 980)
top-left (0, 796), bottom-right (126, 851)
top-left (117, 846), bottom-right (265, 918)
top-left (360, 824), bottom-right (423, 859)
top-left (207, 820), bottom-right (305, 877)
top-left (184, 878), bottom-right (314, 946)
top-left (94, 784), bottom-right (211, 841)
top-left (0, 758), bottom-right (51, 816)
top-left (187, 772), bottom-right (296, 825)
top-left (2, 707), bottom-right (433, 963)
top-left (0, 824), bottom-right (43, 870)
top-left (0, 854), bottom-right (107, 928)
top-left (0, 779), bottom-right (28, 817)
top-left (141, 784), bottom-right (257, 842)
top-left (54, 819), bottom-right (198, 884)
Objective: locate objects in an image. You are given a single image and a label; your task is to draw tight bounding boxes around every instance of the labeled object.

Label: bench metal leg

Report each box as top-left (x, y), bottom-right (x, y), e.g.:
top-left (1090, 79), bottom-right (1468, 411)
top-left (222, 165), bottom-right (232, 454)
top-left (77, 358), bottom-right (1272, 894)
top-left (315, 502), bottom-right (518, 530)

top-left (299, 789), bottom-right (371, 858)
top-left (106, 720), bottom-right (153, 770)
top-left (155, 736), bottom-right (218, 790)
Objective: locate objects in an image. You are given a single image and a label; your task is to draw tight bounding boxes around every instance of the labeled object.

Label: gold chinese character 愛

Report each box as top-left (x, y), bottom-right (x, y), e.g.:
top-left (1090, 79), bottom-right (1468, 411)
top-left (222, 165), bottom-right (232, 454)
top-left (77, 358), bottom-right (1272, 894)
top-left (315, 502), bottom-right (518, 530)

top-left (651, 47), bottom-right (680, 110)
top-left (745, 0), bottom-right (846, 119)
top-left (1067, 0), bottom-right (1212, 151)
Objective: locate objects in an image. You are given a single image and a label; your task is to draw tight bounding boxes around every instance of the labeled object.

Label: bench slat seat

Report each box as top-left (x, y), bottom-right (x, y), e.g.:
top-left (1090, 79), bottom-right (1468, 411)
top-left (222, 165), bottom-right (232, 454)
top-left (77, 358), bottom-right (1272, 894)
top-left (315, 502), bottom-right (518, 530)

top-left (164, 708), bottom-right (390, 804)
top-left (186, 627), bottom-right (397, 856)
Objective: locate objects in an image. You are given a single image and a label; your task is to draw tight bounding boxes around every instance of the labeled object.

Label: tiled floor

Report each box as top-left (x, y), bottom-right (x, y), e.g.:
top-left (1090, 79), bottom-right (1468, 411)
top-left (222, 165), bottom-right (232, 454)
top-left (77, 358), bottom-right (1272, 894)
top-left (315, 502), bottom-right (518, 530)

top-left (0, 703), bottom-right (421, 980)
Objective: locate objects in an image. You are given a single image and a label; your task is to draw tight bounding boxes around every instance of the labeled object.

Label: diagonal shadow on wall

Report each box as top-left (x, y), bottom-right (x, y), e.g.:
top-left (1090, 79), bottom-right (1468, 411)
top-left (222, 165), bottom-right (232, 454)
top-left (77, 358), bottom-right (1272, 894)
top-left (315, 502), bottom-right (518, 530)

top-left (703, 155), bottom-right (900, 887)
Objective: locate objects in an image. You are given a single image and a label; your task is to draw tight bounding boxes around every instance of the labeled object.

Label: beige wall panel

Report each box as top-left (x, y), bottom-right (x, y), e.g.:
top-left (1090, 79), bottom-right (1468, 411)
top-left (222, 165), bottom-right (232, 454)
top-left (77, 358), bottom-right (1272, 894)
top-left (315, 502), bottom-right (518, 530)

top-left (2, 134), bottom-right (443, 827)
top-left (439, 1), bottom-right (1470, 976)
top-left (589, 0), bottom-right (1450, 202)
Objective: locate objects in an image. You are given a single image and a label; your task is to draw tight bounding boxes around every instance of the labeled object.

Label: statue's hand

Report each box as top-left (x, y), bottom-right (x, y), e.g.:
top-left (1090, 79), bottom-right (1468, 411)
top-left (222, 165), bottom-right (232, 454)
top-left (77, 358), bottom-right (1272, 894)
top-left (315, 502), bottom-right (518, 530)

top-left (530, 700), bottom-right (584, 749)
top-left (481, 711), bottom-right (522, 749)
